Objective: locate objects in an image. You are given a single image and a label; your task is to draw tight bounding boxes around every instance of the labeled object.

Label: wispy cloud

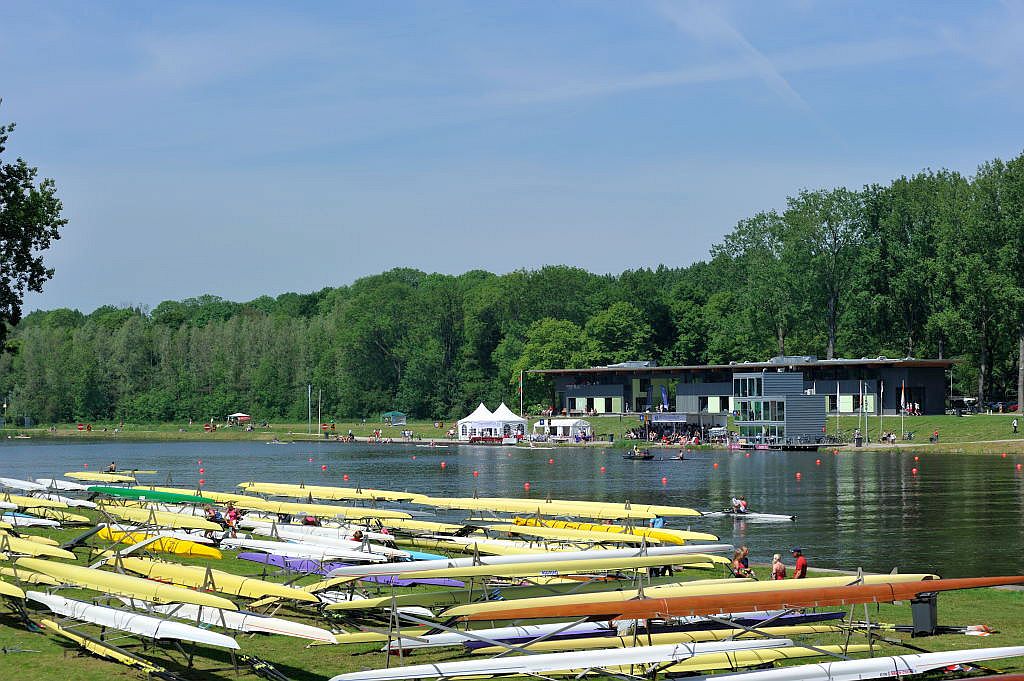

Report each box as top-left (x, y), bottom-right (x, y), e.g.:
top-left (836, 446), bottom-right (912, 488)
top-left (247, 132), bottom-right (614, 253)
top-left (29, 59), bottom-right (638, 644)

top-left (485, 34), bottom-right (945, 107)
top-left (656, 0), bottom-right (812, 112)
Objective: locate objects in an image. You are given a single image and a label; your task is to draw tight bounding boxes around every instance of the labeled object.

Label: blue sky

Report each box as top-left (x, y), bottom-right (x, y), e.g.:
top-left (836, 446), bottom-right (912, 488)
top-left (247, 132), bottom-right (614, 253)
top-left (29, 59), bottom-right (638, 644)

top-left (2, 1), bottom-right (1023, 312)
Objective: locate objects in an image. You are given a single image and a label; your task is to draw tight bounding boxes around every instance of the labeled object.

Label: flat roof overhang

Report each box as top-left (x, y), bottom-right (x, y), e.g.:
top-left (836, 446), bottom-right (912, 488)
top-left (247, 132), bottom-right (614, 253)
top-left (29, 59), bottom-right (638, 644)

top-left (529, 358), bottom-right (958, 376)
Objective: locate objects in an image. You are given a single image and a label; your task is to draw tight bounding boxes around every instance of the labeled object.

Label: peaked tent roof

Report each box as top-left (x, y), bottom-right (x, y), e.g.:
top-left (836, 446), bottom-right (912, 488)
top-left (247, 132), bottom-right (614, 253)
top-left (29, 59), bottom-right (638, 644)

top-left (492, 403), bottom-right (526, 423)
top-left (459, 403), bottom-right (495, 423)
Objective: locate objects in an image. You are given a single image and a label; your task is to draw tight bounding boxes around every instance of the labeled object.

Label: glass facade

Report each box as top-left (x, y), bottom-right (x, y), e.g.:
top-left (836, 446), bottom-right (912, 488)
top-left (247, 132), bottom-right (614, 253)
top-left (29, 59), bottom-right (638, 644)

top-left (733, 376), bottom-right (763, 398)
top-left (734, 373), bottom-right (785, 441)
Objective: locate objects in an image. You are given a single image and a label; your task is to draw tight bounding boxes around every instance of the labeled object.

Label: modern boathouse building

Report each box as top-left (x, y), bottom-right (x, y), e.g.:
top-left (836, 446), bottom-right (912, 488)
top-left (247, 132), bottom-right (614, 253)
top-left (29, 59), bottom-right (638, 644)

top-left (531, 355), bottom-right (954, 442)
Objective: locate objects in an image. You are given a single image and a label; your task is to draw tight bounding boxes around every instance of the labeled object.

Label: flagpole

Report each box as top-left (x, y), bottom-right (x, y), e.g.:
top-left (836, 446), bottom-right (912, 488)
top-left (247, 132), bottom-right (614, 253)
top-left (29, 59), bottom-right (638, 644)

top-left (859, 379), bottom-right (864, 441)
top-left (901, 380), bottom-right (905, 440)
top-left (519, 369), bottom-right (524, 417)
top-left (879, 380), bottom-right (884, 442)
top-left (836, 381), bottom-right (840, 439)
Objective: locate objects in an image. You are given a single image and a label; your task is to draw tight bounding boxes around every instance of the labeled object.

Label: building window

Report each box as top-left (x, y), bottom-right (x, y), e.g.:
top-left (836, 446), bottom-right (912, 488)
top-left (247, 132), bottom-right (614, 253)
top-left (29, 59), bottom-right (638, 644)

top-left (567, 397), bottom-right (577, 411)
top-left (827, 395), bottom-right (837, 412)
top-left (604, 397), bottom-right (613, 413)
top-left (699, 396), bottom-right (709, 412)
top-left (461, 424), bottom-right (467, 436)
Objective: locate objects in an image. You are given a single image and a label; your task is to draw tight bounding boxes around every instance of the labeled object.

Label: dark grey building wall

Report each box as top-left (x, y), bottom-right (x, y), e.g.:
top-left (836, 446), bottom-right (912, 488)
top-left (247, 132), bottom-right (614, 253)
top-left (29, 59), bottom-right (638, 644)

top-left (675, 382), bottom-right (732, 397)
top-left (764, 372), bottom-right (804, 395)
top-left (785, 395), bottom-right (827, 440)
top-left (564, 384), bottom-right (624, 398)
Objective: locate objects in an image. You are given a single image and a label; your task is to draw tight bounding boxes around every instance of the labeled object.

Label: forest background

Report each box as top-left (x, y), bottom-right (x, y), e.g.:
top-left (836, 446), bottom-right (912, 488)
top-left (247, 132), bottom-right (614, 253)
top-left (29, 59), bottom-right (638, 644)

top-left (3, 153), bottom-right (1023, 424)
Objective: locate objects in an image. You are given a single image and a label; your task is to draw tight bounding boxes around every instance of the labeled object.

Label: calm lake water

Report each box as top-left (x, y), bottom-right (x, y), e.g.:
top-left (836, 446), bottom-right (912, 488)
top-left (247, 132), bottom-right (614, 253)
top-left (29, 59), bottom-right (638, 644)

top-left (3, 439), bottom-right (1022, 578)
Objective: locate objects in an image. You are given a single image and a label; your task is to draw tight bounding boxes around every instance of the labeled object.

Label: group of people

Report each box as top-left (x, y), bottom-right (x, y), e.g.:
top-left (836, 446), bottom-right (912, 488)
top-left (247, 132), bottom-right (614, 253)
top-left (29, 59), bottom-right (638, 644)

top-left (623, 425), bottom-right (707, 445)
top-left (202, 502), bottom-right (241, 539)
top-left (732, 545), bottom-right (808, 580)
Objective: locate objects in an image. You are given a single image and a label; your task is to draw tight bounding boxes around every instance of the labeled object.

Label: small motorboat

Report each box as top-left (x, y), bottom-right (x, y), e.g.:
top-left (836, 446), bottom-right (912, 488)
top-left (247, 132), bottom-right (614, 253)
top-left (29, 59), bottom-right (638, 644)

top-left (622, 450), bottom-right (655, 461)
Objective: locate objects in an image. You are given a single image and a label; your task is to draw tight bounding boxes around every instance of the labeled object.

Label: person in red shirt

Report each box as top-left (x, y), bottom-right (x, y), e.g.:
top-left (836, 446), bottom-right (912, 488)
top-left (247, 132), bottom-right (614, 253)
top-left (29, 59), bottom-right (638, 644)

top-left (791, 547), bottom-right (808, 578)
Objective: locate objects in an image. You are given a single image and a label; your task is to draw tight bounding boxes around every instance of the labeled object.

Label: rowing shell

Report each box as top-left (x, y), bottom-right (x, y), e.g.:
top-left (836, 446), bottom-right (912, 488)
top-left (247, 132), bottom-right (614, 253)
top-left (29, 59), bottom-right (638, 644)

top-left (327, 639), bottom-right (793, 681)
top-left (702, 510), bottom-right (795, 521)
top-left (118, 597), bottom-right (336, 643)
top-left (28, 591), bottom-right (238, 649)
top-left (684, 646), bottom-right (1024, 681)
top-left (327, 544), bottom-right (733, 578)
top-left (15, 557), bottom-right (237, 610)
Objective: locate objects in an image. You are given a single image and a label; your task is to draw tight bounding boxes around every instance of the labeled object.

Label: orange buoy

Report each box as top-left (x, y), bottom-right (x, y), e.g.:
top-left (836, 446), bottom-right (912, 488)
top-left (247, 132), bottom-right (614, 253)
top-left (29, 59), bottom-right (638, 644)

top-left (84, 463), bottom-right (88, 468)
top-left (600, 466), bottom-right (606, 473)
top-left (744, 452), bottom-right (751, 458)
top-left (1002, 453), bottom-right (1008, 458)
top-left (321, 465), bottom-right (327, 471)
top-left (198, 479), bottom-right (205, 485)
top-left (548, 458), bottom-right (554, 464)
top-left (913, 456), bottom-right (919, 462)
top-left (795, 472), bottom-right (802, 479)
top-left (523, 482), bottom-right (531, 491)
top-left (308, 458), bottom-right (313, 462)
top-left (473, 470), bottom-right (479, 477)
top-left (199, 468), bottom-right (205, 474)
top-left (411, 455), bottom-right (416, 460)
top-left (1017, 463), bottom-right (1022, 471)
top-left (815, 459), bottom-right (821, 465)
top-left (911, 467), bottom-right (918, 475)
top-left (661, 477), bottom-right (668, 485)
top-left (343, 474), bottom-right (349, 481)
top-left (197, 460), bottom-right (202, 464)
top-left (713, 462), bottom-right (719, 469)
top-left (440, 461), bottom-right (447, 469)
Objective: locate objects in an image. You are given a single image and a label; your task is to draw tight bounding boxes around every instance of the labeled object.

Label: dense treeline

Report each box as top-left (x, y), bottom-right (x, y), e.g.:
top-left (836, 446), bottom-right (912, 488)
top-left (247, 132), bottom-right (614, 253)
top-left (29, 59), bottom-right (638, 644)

top-left (1, 153), bottom-right (1022, 423)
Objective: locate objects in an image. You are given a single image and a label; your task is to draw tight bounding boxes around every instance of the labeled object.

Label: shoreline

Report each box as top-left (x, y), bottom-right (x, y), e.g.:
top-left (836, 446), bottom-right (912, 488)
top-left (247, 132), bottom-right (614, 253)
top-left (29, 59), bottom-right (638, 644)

top-left (5, 426), bottom-right (1023, 454)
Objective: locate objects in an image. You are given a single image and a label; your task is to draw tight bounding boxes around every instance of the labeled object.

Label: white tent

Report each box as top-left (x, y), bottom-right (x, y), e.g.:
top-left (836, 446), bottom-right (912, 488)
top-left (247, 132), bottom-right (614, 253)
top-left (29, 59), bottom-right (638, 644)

top-left (491, 402), bottom-right (527, 439)
top-left (457, 403), bottom-right (499, 441)
top-left (533, 418), bottom-right (592, 441)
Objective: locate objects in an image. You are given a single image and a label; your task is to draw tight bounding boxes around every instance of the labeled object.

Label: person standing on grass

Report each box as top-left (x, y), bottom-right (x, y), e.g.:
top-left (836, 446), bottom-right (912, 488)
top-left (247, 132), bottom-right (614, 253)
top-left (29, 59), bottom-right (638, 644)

top-left (771, 553), bottom-right (786, 580)
top-left (791, 547), bottom-right (808, 578)
top-left (1013, 417), bottom-right (1019, 434)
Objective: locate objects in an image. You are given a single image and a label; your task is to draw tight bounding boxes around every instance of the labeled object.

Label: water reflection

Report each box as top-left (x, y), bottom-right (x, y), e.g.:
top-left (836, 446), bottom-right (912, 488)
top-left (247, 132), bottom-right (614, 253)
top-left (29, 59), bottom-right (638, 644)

top-left (2, 439), bottom-right (1021, 577)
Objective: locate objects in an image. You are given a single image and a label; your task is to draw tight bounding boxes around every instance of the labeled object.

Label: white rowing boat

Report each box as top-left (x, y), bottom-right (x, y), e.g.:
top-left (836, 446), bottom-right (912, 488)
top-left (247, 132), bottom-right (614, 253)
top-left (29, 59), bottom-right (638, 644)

top-left (684, 646), bottom-right (1024, 681)
top-left (220, 537), bottom-right (390, 562)
top-left (328, 544), bottom-right (733, 578)
top-left (328, 639), bottom-right (792, 681)
top-left (385, 621), bottom-right (610, 651)
top-left (702, 510), bottom-right (795, 522)
top-left (31, 491), bottom-right (97, 509)
top-left (117, 597), bottom-right (337, 643)
top-left (28, 592), bottom-right (239, 649)
top-left (0, 478), bottom-right (48, 492)
top-left (240, 519), bottom-right (394, 544)
top-left (1, 514), bottom-right (60, 527)
top-left (34, 478), bottom-right (90, 492)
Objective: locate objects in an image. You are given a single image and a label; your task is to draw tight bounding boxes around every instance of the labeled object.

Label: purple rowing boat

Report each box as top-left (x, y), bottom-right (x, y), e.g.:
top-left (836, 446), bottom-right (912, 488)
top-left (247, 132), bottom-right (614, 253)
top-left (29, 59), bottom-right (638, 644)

top-left (237, 552), bottom-right (464, 588)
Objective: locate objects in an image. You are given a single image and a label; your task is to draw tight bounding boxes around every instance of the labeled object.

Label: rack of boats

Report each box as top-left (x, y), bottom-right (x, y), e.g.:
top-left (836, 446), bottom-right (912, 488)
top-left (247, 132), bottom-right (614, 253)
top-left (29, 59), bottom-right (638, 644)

top-left (0, 472), bottom-right (1020, 681)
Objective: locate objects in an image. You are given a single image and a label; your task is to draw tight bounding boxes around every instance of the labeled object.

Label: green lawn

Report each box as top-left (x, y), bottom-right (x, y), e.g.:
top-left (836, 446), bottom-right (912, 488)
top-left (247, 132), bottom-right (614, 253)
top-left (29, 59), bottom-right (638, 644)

top-left (5, 411), bottom-right (1024, 453)
top-left (0, 509), bottom-right (1023, 681)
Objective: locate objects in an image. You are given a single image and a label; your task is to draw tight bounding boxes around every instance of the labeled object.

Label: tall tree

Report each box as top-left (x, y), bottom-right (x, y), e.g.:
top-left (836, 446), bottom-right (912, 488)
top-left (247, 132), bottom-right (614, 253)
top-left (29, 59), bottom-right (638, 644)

top-left (712, 211), bottom-right (809, 357)
top-left (0, 110), bottom-right (67, 351)
top-left (785, 188), bottom-right (862, 359)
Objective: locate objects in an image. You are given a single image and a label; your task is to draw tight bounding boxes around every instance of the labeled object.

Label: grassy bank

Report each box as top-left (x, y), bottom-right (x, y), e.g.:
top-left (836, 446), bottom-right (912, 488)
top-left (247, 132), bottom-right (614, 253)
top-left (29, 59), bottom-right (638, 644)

top-left (0, 510), bottom-right (1022, 681)
top-left (4, 412), bottom-right (1023, 454)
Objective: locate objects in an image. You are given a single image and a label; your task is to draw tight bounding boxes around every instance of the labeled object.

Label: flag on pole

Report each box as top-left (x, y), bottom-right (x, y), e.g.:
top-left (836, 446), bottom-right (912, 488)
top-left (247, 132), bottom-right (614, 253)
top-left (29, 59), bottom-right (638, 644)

top-left (900, 380), bottom-right (906, 411)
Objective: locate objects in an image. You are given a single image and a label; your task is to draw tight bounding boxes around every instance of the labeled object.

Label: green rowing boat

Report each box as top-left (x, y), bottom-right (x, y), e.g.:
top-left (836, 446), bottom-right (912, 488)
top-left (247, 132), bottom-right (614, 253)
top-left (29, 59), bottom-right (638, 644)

top-left (87, 486), bottom-right (214, 504)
